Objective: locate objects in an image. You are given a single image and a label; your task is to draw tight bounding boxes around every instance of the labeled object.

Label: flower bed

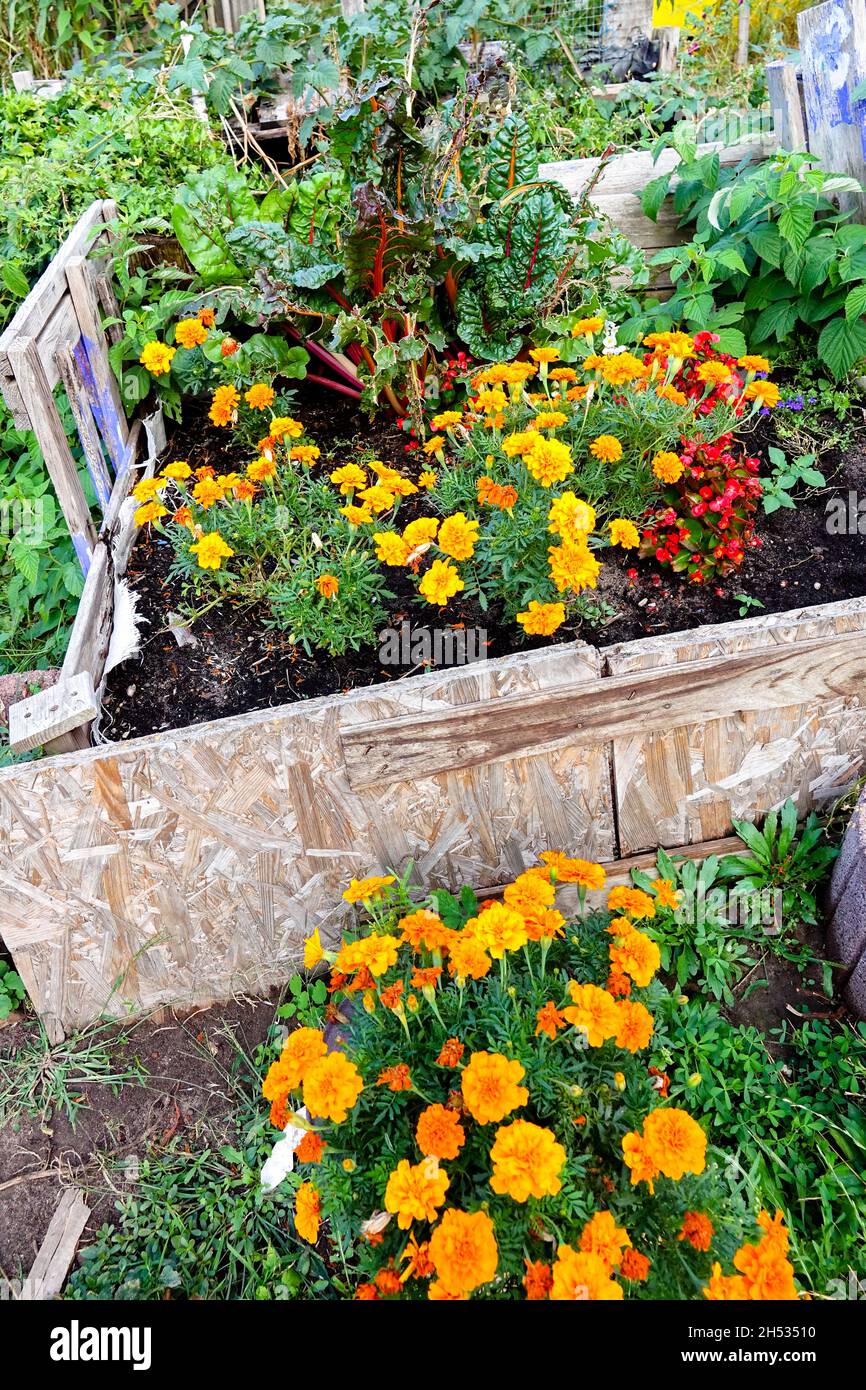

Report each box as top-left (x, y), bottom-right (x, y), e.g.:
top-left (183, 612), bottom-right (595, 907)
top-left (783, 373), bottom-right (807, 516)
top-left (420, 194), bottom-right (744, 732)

top-left (258, 860), bottom-right (799, 1300)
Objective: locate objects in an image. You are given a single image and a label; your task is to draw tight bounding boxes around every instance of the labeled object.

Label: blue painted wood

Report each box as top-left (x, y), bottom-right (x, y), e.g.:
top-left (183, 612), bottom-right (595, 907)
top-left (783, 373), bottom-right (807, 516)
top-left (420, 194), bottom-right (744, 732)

top-left (69, 341), bottom-right (113, 512)
top-left (74, 336), bottom-right (126, 476)
top-left (71, 532), bottom-right (92, 576)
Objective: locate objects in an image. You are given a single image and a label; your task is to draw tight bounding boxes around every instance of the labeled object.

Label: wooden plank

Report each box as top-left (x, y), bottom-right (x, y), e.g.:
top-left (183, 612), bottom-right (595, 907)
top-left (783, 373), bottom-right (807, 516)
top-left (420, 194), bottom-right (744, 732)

top-left (766, 60), bottom-right (808, 152)
top-left (9, 672), bottom-right (97, 755)
top-left (655, 26), bottom-right (680, 74)
top-left (339, 631), bottom-right (866, 790)
top-left (798, 0), bottom-right (866, 216)
top-left (65, 255), bottom-right (129, 471)
top-left (55, 345), bottom-right (113, 514)
top-left (60, 543), bottom-right (113, 686)
top-left (540, 137), bottom-right (774, 202)
top-left (6, 337), bottom-right (95, 570)
top-left (21, 1189), bottom-right (90, 1300)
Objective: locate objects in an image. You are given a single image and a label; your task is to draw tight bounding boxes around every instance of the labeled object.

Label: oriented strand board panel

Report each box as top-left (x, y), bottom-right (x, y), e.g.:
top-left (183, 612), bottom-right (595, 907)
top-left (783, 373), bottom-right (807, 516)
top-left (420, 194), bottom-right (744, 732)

top-left (606, 597), bottom-right (866, 854)
top-left (0, 640), bottom-right (611, 1034)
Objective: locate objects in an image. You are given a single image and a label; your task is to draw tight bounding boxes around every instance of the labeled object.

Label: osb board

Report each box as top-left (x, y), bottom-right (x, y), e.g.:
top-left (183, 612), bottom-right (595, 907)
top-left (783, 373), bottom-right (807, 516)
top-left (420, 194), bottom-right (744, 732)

top-left (0, 640), bottom-right (611, 1035)
top-left (605, 596), bottom-right (866, 854)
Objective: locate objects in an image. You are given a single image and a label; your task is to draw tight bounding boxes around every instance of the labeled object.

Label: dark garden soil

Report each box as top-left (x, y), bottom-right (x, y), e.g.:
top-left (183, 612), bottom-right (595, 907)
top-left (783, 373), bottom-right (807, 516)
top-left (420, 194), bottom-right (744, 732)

top-left (0, 995), bottom-right (277, 1281)
top-left (102, 380), bottom-right (866, 742)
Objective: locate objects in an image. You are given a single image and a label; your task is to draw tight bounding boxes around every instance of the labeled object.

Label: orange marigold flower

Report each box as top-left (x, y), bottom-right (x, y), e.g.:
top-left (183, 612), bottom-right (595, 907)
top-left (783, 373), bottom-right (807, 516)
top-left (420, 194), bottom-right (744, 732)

top-left (621, 1131), bottom-right (659, 1193)
top-left (489, 1119), bottom-right (566, 1202)
top-left (476, 475), bottom-right (518, 510)
top-left (269, 1095), bottom-right (290, 1130)
top-left (385, 1157), bottom-right (450, 1229)
top-left (744, 379), bottom-right (780, 408)
top-left (270, 416), bottom-right (303, 439)
top-left (563, 982), bottom-right (621, 1047)
top-left (541, 851), bottom-right (606, 890)
top-left (606, 886), bottom-right (656, 920)
top-left (436, 1038), bottom-right (465, 1067)
top-left (606, 970), bottom-right (631, 998)
top-left (140, 340), bottom-right (175, 375)
top-left (679, 1211), bottom-right (714, 1252)
top-left (614, 999), bottom-right (654, 1053)
top-left (342, 875), bottom-right (396, 906)
top-left (416, 1103), bottom-right (466, 1160)
top-left (294, 1181), bottom-right (321, 1244)
top-left (523, 1259), bottom-right (553, 1300)
top-left (247, 456), bottom-right (277, 483)
top-left (704, 1263), bottom-right (749, 1300)
top-left (731, 1210), bottom-right (797, 1300)
top-left (428, 1208), bottom-right (498, 1296)
top-left (208, 383), bottom-right (239, 426)
top-left (643, 1107), bottom-right (707, 1180)
top-left (401, 1235), bottom-right (435, 1281)
top-left (535, 1000), bottom-right (566, 1040)
top-left (469, 901), bottom-right (528, 958)
top-left (333, 933), bottom-right (399, 978)
top-left (398, 909), bottom-right (451, 953)
top-left (302, 1052), bottom-right (364, 1123)
top-left (378, 1063), bottom-right (412, 1092)
top-left (295, 1130), bottom-right (325, 1163)
top-left (529, 347), bottom-right (560, 365)
top-left (461, 1051), bottom-right (528, 1125)
top-left (175, 317), bottom-right (208, 351)
top-left (656, 382), bottom-right (689, 406)
top-left (374, 1268), bottom-right (402, 1296)
top-left (697, 360), bottom-right (732, 386)
top-left (621, 1248), bottom-right (651, 1281)
top-left (419, 558), bottom-right (464, 606)
top-left (448, 934), bottom-right (492, 982)
top-left (262, 1027), bottom-right (327, 1100)
top-left (550, 1246), bottom-right (623, 1301)
top-left (580, 1210), bottom-right (632, 1269)
top-left (609, 926), bottom-right (661, 988)
top-left (410, 965), bottom-right (442, 990)
top-left (652, 877), bottom-right (680, 910)
top-left (197, 307), bottom-right (216, 327)
top-left (355, 1282), bottom-right (379, 1300)
top-left (438, 512), bottom-right (479, 561)
top-left (245, 382), bottom-right (275, 409)
top-left (516, 600), bottom-right (565, 636)
top-left (524, 435), bottom-right (574, 487)
top-left (315, 573), bottom-right (340, 599)
top-left (590, 434), bottom-right (623, 463)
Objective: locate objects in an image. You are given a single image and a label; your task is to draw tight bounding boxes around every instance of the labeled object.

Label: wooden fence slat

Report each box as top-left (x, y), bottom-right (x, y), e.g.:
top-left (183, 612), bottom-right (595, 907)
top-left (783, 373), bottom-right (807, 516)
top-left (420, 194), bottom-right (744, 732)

top-left (55, 345), bottom-right (113, 514)
top-left (339, 632), bottom-right (866, 790)
top-left (798, 0), bottom-right (866, 215)
top-left (65, 255), bottom-right (129, 471)
top-left (22, 1189), bottom-right (90, 1300)
top-left (8, 671), bottom-right (97, 755)
top-left (765, 60), bottom-right (808, 152)
top-left (6, 337), bottom-right (95, 570)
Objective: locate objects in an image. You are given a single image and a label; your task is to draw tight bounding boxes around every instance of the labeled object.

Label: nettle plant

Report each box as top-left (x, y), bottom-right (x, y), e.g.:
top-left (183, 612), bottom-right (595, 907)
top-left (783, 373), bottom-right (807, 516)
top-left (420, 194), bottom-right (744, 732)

top-left (258, 857), bottom-right (799, 1301)
top-left (633, 135), bottom-right (866, 378)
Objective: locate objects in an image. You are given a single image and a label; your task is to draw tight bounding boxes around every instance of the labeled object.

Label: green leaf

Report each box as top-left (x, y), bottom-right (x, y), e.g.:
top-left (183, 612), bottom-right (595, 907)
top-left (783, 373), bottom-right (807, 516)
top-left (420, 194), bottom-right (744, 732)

top-left (818, 316), bottom-right (866, 378)
top-left (778, 203), bottom-right (814, 252)
top-left (2, 262), bottom-right (30, 298)
top-left (844, 284), bottom-right (866, 321)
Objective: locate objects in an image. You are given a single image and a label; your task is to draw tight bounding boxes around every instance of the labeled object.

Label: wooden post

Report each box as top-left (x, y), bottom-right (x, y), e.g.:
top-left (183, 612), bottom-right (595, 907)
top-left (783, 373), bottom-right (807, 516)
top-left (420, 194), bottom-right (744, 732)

top-left (736, 0), bottom-right (751, 66)
top-left (602, 0), bottom-right (654, 60)
top-left (655, 26), bottom-right (680, 74)
top-left (766, 60), bottom-right (808, 151)
top-left (6, 338), bottom-right (95, 571)
top-left (798, 0), bottom-right (866, 216)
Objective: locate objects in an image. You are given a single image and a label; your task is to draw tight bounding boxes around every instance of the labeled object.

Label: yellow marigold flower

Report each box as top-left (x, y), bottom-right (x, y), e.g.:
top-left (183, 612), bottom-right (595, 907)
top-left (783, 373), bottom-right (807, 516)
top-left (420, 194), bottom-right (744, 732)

top-left (294, 1181), bottom-right (321, 1243)
top-left (334, 932), bottom-right (399, 979)
top-left (192, 477), bottom-right (225, 509)
top-left (416, 1104), bottom-right (466, 1161)
top-left (609, 517), bottom-right (640, 549)
top-left (402, 517), bottom-right (439, 549)
top-left (303, 927), bottom-right (324, 970)
top-left (501, 430), bottom-right (538, 458)
top-left (590, 434), bottom-right (623, 463)
top-left (609, 926), bottom-right (660, 988)
top-left (572, 315), bottom-right (604, 337)
top-left (614, 999), bottom-right (654, 1052)
top-left (303, 1051), bottom-right (364, 1123)
top-left (642, 1107), bottom-right (707, 1179)
top-left (263, 1027), bottom-right (327, 1098)
top-left (744, 379), bottom-right (780, 408)
top-left (244, 382), bottom-right (275, 409)
top-left (140, 340), bottom-right (176, 376)
top-left (270, 416), bottom-right (303, 439)
top-left (539, 851), bottom-right (606, 890)
top-left (548, 491), bottom-right (596, 539)
top-left (524, 435), bottom-right (574, 488)
top-left (161, 459), bottom-right (192, 481)
top-left (529, 347), bottom-right (560, 364)
top-left (644, 331), bottom-right (694, 359)
top-left (134, 499), bottom-right (167, 526)
top-left (550, 1246), bottom-right (623, 1300)
top-left (291, 444), bottom-right (320, 465)
top-left (549, 366), bottom-right (578, 381)
top-left (471, 901), bottom-right (528, 958)
top-left (208, 383), bottom-right (239, 426)
top-left (489, 1119), bottom-right (566, 1202)
top-left (461, 1051), bottom-right (528, 1125)
top-left (652, 877), bottom-right (680, 910)
top-left (580, 1211), bottom-right (632, 1269)
top-left (341, 503), bottom-right (374, 525)
top-left (737, 354), bottom-right (771, 374)
top-left (600, 353), bottom-right (647, 386)
top-left (342, 874), bottom-right (396, 905)
top-left (190, 531), bottom-right (234, 570)
top-left (418, 469), bottom-right (437, 489)
top-left (563, 982), bottom-right (621, 1047)
top-left (516, 600), bottom-right (565, 636)
top-left (132, 476), bottom-right (165, 503)
top-left (385, 1158), bottom-right (450, 1229)
top-left (374, 531), bottom-right (412, 566)
top-left (358, 484), bottom-right (396, 513)
top-left (547, 540), bottom-right (600, 594)
top-left (430, 410), bottom-right (463, 430)
top-left (428, 1209), bottom-right (498, 1297)
top-left (656, 382), bottom-right (689, 406)
top-left (697, 360), bottom-right (732, 386)
top-left (175, 317), bottom-right (209, 349)
top-left (447, 933), bottom-right (492, 982)
top-left (607, 885), bottom-right (656, 919)
top-left (330, 463), bottom-right (367, 494)
top-left (504, 870), bottom-right (555, 916)
top-left (473, 388), bottom-right (509, 414)
top-left (315, 573), bottom-right (339, 599)
top-left (247, 456), bottom-right (277, 483)
top-left (534, 410), bottom-right (568, 430)
top-left (438, 512), bottom-right (479, 561)
top-left (423, 435), bottom-right (445, 455)
top-left (419, 558), bottom-right (464, 606)
top-left (582, 354), bottom-right (606, 372)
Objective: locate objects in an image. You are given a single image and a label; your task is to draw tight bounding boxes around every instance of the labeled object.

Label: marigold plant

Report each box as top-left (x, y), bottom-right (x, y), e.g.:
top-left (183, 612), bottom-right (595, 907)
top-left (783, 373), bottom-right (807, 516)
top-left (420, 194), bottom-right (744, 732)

top-left (259, 855), bottom-right (776, 1300)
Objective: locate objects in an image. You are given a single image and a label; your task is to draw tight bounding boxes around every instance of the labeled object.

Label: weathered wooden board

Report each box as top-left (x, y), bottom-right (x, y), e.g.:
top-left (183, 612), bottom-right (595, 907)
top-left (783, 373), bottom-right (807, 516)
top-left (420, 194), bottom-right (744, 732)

top-left (21, 1189), bottom-right (91, 1300)
top-left (606, 597), bottom-right (866, 853)
top-left (798, 0), bottom-right (866, 216)
top-left (0, 641), bottom-right (612, 1034)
